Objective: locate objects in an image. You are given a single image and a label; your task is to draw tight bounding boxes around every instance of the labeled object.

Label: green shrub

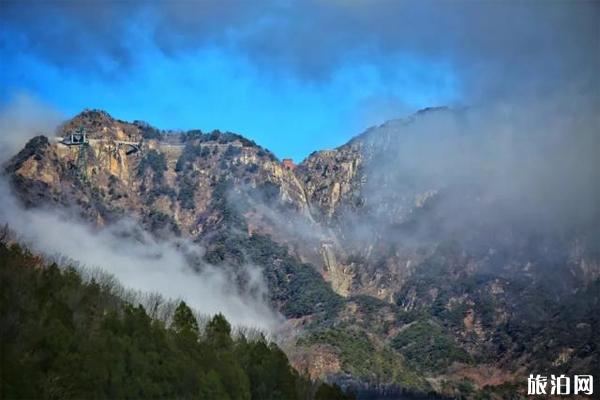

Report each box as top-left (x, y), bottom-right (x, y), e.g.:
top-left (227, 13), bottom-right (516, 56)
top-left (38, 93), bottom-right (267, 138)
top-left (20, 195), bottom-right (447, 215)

top-left (391, 320), bottom-right (471, 371)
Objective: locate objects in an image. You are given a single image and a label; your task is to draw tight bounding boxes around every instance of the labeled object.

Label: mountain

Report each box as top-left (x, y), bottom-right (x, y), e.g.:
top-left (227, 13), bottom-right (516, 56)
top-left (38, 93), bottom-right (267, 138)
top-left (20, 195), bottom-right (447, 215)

top-left (3, 109), bottom-right (599, 398)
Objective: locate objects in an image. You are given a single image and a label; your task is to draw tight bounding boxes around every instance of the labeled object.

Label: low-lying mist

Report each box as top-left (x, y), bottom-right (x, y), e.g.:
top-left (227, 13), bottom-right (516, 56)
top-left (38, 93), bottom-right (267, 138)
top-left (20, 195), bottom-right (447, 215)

top-left (0, 94), bottom-right (283, 333)
top-left (0, 178), bottom-right (282, 333)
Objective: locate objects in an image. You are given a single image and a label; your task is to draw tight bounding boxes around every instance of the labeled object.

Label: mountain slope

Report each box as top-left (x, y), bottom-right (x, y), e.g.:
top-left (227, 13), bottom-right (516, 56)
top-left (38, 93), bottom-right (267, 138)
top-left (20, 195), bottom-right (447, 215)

top-left (0, 239), bottom-right (355, 400)
top-left (3, 108), bottom-right (599, 398)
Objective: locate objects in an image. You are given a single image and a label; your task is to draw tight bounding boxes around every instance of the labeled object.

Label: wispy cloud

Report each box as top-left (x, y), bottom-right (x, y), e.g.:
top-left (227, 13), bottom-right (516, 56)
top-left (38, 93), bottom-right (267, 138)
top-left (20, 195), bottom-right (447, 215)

top-left (0, 93), bottom-right (62, 162)
top-left (0, 177), bottom-right (282, 332)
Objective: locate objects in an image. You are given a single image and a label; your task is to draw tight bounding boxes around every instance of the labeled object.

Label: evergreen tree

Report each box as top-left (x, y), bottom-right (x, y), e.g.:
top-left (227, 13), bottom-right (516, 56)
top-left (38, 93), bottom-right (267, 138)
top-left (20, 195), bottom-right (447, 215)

top-left (172, 300), bottom-right (199, 336)
top-left (206, 312), bottom-right (233, 349)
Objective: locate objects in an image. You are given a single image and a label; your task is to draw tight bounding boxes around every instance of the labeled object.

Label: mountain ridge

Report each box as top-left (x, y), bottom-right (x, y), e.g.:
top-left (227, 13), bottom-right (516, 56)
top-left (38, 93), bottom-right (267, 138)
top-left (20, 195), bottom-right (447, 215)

top-left (3, 108), bottom-right (599, 398)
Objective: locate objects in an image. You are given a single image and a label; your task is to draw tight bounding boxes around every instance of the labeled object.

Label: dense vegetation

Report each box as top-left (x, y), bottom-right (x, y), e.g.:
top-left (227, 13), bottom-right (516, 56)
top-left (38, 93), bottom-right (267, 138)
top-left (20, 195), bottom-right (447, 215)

top-left (300, 327), bottom-right (427, 391)
top-left (391, 320), bottom-right (471, 371)
top-left (0, 242), bottom-right (355, 400)
top-left (178, 130), bottom-right (277, 162)
top-left (393, 243), bottom-right (600, 378)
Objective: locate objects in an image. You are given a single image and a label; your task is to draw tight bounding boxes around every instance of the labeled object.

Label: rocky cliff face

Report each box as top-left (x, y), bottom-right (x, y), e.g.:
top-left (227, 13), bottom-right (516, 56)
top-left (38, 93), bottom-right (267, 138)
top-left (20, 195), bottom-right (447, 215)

top-left (7, 110), bottom-right (313, 234)
top-left (4, 108), bottom-right (599, 398)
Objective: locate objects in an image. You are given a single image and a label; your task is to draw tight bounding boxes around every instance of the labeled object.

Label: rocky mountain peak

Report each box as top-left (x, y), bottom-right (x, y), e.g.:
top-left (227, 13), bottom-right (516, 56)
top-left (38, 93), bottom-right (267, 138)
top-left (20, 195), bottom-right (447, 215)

top-left (3, 109), bottom-right (599, 397)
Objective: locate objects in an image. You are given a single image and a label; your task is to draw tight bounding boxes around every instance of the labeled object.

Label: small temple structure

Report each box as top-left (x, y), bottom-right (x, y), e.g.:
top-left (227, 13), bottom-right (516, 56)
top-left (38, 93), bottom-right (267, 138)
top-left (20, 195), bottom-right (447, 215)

top-left (282, 158), bottom-right (295, 171)
top-left (61, 127), bottom-right (88, 146)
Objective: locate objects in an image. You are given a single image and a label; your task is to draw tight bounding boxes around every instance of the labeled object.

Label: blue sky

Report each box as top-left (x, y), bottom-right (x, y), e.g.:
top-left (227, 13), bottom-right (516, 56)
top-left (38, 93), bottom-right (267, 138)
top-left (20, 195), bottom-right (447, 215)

top-left (0, 47), bottom-right (460, 161)
top-left (1, 1), bottom-right (595, 161)
top-left (0, 2), bottom-right (462, 161)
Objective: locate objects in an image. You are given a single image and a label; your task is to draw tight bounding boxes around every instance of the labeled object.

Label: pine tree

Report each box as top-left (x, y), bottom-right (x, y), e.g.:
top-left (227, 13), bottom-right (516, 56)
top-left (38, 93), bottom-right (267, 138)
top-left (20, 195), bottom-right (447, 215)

top-left (172, 301), bottom-right (199, 336)
top-left (206, 313), bottom-right (233, 350)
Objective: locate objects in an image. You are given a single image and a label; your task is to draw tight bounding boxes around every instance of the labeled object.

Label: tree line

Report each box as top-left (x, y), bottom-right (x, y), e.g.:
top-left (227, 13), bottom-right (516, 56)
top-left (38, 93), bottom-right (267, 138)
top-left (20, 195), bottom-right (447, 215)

top-left (0, 241), bottom-right (355, 399)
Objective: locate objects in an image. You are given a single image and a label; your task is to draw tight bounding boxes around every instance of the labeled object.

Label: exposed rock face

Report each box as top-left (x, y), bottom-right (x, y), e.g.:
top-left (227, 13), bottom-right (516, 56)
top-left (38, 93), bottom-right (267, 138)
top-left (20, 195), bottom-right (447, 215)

top-left (6, 110), bottom-right (313, 235)
top-left (297, 146), bottom-right (364, 220)
top-left (4, 108), bottom-right (599, 398)
top-left (320, 241), bottom-right (354, 297)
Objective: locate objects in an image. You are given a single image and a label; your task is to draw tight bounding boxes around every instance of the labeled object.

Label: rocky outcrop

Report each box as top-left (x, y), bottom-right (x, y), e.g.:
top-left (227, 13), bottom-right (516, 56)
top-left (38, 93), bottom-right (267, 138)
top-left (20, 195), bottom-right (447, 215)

top-left (297, 145), bottom-right (364, 220)
top-left (5, 110), bottom-right (314, 235)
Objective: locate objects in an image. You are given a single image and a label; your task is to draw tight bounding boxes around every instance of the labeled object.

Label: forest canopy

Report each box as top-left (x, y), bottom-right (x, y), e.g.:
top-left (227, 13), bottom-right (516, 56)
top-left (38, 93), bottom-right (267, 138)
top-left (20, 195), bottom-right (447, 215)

top-left (0, 241), bottom-right (354, 400)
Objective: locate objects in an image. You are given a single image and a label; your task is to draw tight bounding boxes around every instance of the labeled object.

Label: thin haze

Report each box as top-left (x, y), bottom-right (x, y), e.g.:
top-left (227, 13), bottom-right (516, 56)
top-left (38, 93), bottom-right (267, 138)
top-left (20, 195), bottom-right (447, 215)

top-left (358, 95), bottom-right (599, 241)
